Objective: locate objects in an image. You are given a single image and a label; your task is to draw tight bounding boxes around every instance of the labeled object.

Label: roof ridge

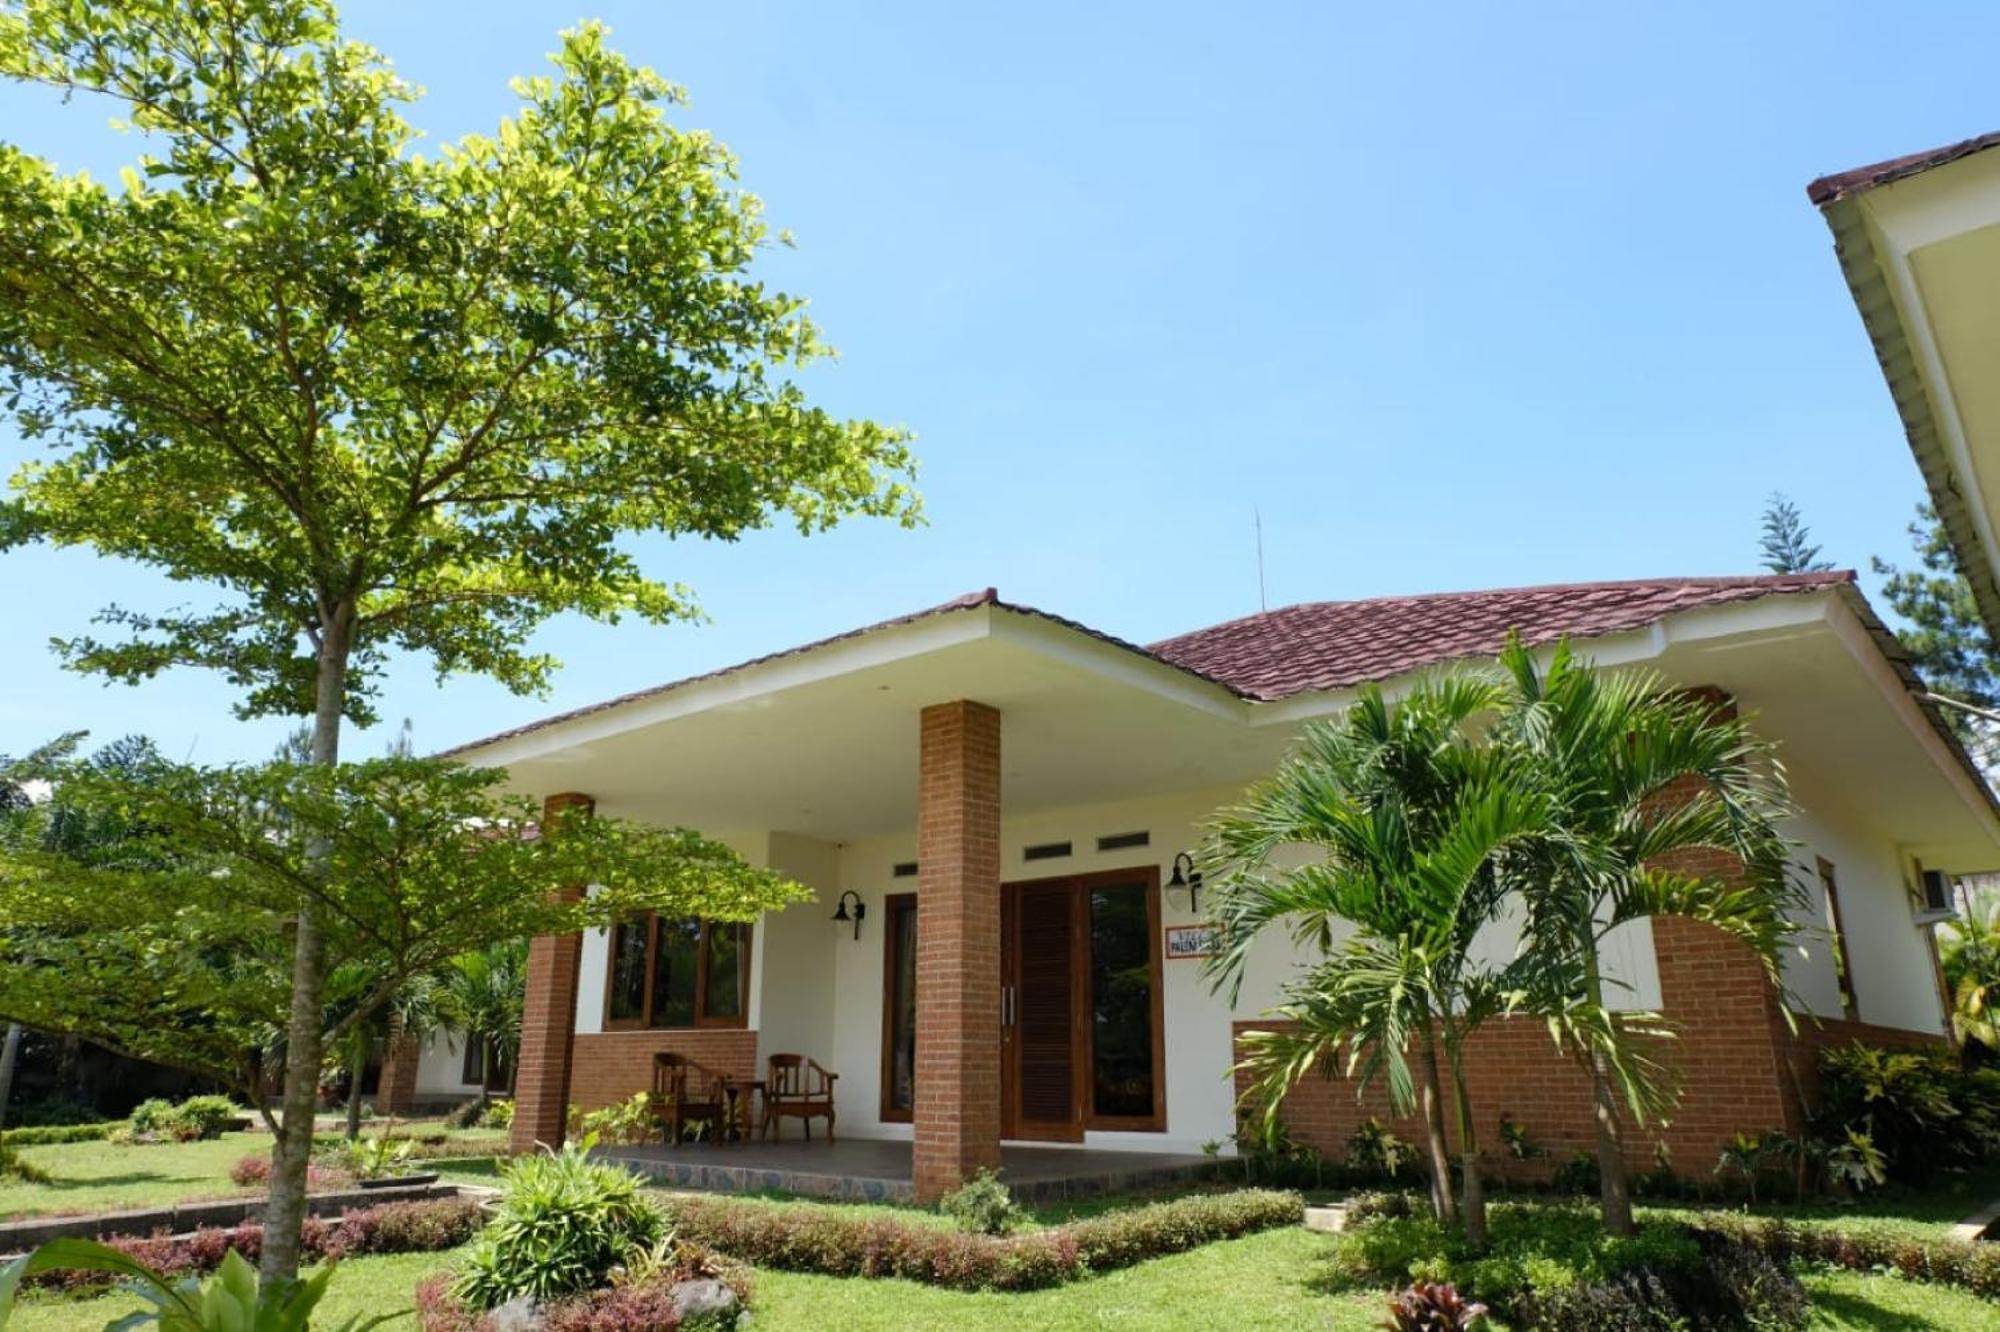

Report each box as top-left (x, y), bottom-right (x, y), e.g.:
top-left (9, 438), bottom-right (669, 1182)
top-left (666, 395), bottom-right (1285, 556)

top-left (1151, 571), bottom-right (1856, 646)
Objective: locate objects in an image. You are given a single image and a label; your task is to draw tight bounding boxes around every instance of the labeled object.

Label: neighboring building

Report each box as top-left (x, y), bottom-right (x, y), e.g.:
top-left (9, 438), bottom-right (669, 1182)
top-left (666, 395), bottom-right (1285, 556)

top-left (451, 573), bottom-right (1996, 1199)
top-left (371, 1028), bottom-right (505, 1116)
top-left (1811, 133), bottom-right (2000, 640)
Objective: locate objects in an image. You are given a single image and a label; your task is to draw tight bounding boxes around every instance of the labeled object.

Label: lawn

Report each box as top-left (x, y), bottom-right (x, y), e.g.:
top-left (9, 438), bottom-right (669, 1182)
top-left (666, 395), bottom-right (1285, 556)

top-left (0, 1128), bottom-right (507, 1220)
top-left (8, 1229), bottom-right (1997, 1331)
top-left (1640, 1160), bottom-right (2000, 1242)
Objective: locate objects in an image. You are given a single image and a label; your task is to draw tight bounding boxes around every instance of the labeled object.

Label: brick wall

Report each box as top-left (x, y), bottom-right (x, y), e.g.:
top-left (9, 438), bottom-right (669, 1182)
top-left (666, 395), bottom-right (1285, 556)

top-left (568, 1030), bottom-right (760, 1110)
top-left (510, 792), bottom-right (594, 1155)
top-left (913, 700), bottom-right (1003, 1202)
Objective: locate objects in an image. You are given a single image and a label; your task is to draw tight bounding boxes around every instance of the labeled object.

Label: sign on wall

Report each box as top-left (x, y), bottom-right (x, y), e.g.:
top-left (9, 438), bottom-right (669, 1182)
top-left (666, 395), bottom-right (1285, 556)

top-left (1164, 923), bottom-right (1220, 960)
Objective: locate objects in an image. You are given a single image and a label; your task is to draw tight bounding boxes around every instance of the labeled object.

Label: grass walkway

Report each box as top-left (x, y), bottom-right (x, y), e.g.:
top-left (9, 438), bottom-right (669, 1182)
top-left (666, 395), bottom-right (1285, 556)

top-left (8, 1230), bottom-right (1996, 1331)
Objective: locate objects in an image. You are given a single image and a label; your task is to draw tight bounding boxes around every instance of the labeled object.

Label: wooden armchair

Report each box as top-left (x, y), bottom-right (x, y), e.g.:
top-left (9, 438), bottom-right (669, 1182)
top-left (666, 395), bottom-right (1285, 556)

top-left (651, 1052), bottom-right (731, 1145)
top-left (761, 1053), bottom-right (838, 1142)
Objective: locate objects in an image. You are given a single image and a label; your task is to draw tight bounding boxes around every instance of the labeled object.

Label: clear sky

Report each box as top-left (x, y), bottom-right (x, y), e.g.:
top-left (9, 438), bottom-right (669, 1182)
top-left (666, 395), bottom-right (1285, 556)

top-left (2, 1), bottom-right (1994, 764)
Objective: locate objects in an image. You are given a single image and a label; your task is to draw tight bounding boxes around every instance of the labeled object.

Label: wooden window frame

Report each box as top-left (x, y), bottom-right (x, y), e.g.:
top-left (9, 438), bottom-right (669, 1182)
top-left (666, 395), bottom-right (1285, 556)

top-left (879, 892), bottom-right (918, 1124)
top-left (602, 916), bottom-right (753, 1031)
top-left (1817, 857), bottom-right (1859, 1022)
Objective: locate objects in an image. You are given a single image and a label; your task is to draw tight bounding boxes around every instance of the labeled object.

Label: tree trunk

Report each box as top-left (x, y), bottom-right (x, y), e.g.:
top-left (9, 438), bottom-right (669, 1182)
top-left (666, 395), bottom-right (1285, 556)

top-left (258, 600), bottom-right (353, 1294)
top-left (1416, 1031), bottom-right (1459, 1226)
top-left (345, 1039), bottom-right (366, 1141)
top-left (1447, 1043), bottom-right (1487, 1251)
top-left (0, 1023), bottom-right (21, 1131)
top-left (1584, 949), bottom-right (1636, 1235)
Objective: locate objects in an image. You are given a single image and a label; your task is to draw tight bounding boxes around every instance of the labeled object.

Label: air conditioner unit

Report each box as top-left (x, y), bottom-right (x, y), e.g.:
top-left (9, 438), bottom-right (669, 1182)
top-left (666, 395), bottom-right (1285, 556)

top-left (1914, 869), bottom-right (1956, 924)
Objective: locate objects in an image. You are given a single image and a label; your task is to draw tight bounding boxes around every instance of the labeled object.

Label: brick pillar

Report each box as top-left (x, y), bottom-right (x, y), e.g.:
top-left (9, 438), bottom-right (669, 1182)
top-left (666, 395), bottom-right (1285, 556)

top-left (373, 1019), bottom-right (421, 1115)
top-left (510, 792), bottom-right (595, 1155)
top-left (913, 701), bottom-right (1002, 1201)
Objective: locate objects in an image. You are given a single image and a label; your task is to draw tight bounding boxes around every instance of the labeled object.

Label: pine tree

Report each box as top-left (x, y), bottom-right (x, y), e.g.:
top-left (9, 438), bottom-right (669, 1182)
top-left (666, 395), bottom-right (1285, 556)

top-left (1759, 493), bottom-right (1833, 574)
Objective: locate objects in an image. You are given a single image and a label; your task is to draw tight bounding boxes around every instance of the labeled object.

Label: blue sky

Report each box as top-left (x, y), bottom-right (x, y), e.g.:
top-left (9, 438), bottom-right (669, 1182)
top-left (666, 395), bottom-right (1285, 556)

top-left (1, 1), bottom-right (1993, 764)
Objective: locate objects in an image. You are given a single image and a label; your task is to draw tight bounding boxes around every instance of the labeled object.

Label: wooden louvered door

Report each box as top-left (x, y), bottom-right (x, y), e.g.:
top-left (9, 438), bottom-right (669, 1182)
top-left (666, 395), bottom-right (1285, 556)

top-left (1002, 879), bottom-right (1084, 1141)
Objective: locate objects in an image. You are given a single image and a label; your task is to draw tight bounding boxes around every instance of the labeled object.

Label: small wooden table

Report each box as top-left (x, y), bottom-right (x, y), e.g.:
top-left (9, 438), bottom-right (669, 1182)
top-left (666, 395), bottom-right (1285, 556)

top-left (723, 1079), bottom-right (765, 1143)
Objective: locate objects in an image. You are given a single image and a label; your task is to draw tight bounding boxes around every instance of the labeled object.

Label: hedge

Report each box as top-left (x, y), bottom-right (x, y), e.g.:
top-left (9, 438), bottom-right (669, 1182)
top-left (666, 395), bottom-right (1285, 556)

top-left (0, 1121), bottom-right (119, 1146)
top-left (26, 1198), bottom-right (486, 1294)
top-left (1690, 1213), bottom-right (2000, 1302)
top-left (663, 1188), bottom-right (1304, 1291)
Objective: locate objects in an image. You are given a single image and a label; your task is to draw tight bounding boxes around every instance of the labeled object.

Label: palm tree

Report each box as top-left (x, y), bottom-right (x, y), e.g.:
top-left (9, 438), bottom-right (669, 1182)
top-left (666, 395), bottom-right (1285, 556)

top-left (1940, 888), bottom-right (1999, 1055)
top-left (1490, 635), bottom-right (1802, 1235)
top-left (439, 940), bottom-right (529, 1111)
top-left (1205, 675), bottom-right (1546, 1247)
top-left (322, 968), bottom-right (445, 1140)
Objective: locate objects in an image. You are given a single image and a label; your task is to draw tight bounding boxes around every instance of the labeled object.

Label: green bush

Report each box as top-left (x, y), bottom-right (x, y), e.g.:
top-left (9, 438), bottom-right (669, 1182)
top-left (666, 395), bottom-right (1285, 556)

top-left (173, 1094), bottom-right (243, 1139)
top-left (122, 1094), bottom-right (240, 1144)
top-left (6, 1098), bottom-right (99, 1127)
top-left (1329, 1203), bottom-right (1804, 1331)
top-left (450, 1142), bottom-right (666, 1309)
top-left (664, 1187), bottom-right (1304, 1292)
top-left (939, 1167), bottom-right (1023, 1235)
top-left (0, 1121), bottom-right (117, 1146)
top-left (481, 1099), bottom-right (514, 1130)
top-left (1814, 1042), bottom-right (2000, 1184)
top-left (1691, 1210), bottom-right (2000, 1303)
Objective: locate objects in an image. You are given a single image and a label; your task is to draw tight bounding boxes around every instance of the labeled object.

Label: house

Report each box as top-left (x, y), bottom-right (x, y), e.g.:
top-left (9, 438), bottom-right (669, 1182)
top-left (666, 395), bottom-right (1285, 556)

top-left (1812, 133), bottom-right (2000, 641)
top-left (449, 572), bottom-right (1996, 1200)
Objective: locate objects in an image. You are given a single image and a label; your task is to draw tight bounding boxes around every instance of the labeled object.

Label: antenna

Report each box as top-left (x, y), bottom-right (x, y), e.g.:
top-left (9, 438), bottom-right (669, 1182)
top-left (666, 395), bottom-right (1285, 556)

top-left (1254, 507), bottom-right (1268, 613)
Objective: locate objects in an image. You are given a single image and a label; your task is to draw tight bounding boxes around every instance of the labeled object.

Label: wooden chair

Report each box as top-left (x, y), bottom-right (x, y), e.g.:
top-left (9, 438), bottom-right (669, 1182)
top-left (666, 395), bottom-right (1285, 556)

top-left (651, 1052), bottom-right (731, 1146)
top-left (761, 1053), bottom-right (838, 1142)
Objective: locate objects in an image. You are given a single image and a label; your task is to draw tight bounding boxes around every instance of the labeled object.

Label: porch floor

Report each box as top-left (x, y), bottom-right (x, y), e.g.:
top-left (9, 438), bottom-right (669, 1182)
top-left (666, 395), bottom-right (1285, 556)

top-left (596, 1137), bottom-right (1218, 1204)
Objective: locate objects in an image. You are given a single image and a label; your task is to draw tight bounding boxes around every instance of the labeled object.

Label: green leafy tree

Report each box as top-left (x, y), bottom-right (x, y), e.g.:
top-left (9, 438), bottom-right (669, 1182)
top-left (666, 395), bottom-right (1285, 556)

top-left (441, 939), bottom-right (529, 1109)
top-left (1491, 636), bottom-right (1803, 1235)
top-left (1873, 505), bottom-right (2000, 769)
top-left (1940, 885), bottom-right (1999, 1055)
top-left (1204, 675), bottom-right (1545, 1249)
top-left (0, 0), bottom-right (912, 1286)
top-left (1758, 492), bottom-right (1833, 575)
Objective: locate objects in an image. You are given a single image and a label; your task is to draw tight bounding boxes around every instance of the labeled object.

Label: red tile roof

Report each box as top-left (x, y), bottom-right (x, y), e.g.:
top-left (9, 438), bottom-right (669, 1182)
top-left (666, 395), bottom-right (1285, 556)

top-left (1807, 131), bottom-right (2000, 205)
top-left (1147, 572), bottom-right (1854, 701)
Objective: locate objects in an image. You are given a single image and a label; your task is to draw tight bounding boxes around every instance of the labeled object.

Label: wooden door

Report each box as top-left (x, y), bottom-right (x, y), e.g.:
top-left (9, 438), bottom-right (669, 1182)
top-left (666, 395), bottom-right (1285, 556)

top-left (1002, 880), bottom-right (1083, 1140)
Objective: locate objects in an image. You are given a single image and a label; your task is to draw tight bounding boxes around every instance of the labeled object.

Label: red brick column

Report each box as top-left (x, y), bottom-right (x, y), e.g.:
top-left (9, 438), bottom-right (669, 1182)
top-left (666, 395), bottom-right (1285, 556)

top-left (373, 1021), bottom-right (421, 1115)
top-left (510, 792), bottom-right (595, 1155)
top-left (913, 701), bottom-right (1002, 1201)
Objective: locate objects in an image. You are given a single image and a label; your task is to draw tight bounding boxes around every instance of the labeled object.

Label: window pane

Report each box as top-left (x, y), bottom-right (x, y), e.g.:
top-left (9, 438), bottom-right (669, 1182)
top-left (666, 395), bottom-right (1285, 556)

top-left (704, 921), bottom-right (747, 1021)
top-left (888, 900), bottom-right (917, 1112)
top-left (607, 920), bottom-right (649, 1023)
top-left (651, 917), bottom-right (701, 1028)
top-left (461, 1037), bottom-right (484, 1086)
top-left (1088, 883), bottom-right (1156, 1118)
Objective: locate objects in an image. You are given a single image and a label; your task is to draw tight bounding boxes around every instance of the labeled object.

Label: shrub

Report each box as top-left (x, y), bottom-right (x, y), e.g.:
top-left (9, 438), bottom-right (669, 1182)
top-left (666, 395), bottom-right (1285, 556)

top-left (452, 1143), bottom-right (667, 1310)
top-left (174, 1094), bottom-right (243, 1139)
top-left (126, 1097), bottom-right (189, 1140)
top-left (1508, 1230), bottom-right (1805, 1331)
top-left (1548, 1150), bottom-right (1598, 1197)
top-left (0, 1121), bottom-right (118, 1146)
top-left (1346, 1116), bottom-right (1417, 1179)
top-left (663, 1187), bottom-right (1302, 1292)
top-left (573, 1093), bottom-right (657, 1146)
top-left (0, 1137), bottom-right (49, 1183)
top-left (1814, 1042), bottom-right (2000, 1184)
top-left (7, 1098), bottom-right (99, 1127)
top-left (25, 1198), bottom-right (482, 1294)
top-left (229, 1153), bottom-right (346, 1190)
top-left (1382, 1281), bottom-right (1489, 1331)
top-left (1691, 1211), bottom-right (2000, 1303)
top-left (939, 1168), bottom-right (1023, 1235)
top-left (482, 1098), bottom-right (515, 1129)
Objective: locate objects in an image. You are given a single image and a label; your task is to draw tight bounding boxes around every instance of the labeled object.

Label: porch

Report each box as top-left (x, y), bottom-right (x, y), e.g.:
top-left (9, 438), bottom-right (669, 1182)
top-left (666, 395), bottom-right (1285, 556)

top-left (596, 1137), bottom-right (1218, 1205)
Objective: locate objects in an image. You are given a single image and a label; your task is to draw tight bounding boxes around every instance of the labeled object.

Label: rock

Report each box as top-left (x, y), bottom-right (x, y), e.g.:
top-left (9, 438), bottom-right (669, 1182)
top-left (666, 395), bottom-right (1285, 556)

top-left (485, 1295), bottom-right (543, 1331)
top-left (671, 1277), bottom-right (742, 1325)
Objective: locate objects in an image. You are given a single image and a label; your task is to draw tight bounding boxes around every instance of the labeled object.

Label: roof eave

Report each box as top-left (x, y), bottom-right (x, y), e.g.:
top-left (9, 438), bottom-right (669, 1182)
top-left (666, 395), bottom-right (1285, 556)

top-left (1815, 190), bottom-right (2000, 643)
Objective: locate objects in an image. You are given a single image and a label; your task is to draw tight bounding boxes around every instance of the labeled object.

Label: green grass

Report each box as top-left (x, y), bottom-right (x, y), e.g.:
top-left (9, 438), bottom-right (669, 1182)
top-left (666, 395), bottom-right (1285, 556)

top-left (8, 1227), bottom-right (1996, 1331)
top-left (0, 1127), bottom-right (509, 1220)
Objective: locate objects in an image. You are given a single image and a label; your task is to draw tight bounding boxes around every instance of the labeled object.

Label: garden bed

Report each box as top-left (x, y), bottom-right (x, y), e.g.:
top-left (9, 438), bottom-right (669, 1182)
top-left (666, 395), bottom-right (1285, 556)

top-left (0, 1181), bottom-right (486, 1253)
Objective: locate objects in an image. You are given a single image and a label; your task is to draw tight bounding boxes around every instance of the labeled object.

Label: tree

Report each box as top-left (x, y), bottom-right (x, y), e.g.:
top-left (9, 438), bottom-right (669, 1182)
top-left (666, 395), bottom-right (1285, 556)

top-left (0, 753), bottom-right (805, 1159)
top-left (0, 0), bottom-right (913, 1287)
top-left (1758, 493), bottom-right (1833, 575)
top-left (1873, 505), bottom-right (2000, 766)
top-left (441, 940), bottom-right (529, 1110)
top-left (1204, 676), bottom-right (1545, 1249)
top-left (1491, 636), bottom-right (1803, 1235)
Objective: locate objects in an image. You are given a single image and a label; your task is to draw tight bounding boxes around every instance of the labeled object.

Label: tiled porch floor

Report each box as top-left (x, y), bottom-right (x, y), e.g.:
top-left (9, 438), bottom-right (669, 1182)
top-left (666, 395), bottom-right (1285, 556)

top-left (597, 1137), bottom-right (1217, 1204)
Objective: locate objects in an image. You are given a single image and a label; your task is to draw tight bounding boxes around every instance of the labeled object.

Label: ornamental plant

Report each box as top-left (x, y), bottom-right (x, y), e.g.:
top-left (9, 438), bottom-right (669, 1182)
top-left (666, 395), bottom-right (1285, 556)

top-left (451, 1143), bottom-right (667, 1309)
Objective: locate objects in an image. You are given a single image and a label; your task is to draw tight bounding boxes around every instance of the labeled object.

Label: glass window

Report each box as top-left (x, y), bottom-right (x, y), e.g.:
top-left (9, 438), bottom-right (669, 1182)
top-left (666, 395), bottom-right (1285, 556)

top-left (883, 896), bottom-right (918, 1118)
top-left (603, 916), bottom-right (752, 1029)
top-left (1087, 883), bottom-right (1156, 1119)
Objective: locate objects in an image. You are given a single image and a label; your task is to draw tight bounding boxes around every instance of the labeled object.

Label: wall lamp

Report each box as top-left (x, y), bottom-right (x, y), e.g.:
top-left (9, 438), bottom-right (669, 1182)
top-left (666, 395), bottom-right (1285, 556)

top-left (831, 891), bottom-right (867, 941)
top-left (1166, 852), bottom-right (1204, 914)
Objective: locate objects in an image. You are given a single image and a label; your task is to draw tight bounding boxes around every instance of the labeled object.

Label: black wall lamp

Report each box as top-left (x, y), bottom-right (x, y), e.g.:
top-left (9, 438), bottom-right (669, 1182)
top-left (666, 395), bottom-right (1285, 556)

top-left (831, 891), bottom-right (867, 941)
top-left (1166, 852), bottom-right (1204, 914)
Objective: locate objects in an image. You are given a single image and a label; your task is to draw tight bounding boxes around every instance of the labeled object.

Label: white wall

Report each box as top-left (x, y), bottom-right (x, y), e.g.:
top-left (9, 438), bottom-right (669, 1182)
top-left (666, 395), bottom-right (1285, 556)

top-left (413, 1028), bottom-right (481, 1098)
top-left (1784, 804), bottom-right (1947, 1035)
